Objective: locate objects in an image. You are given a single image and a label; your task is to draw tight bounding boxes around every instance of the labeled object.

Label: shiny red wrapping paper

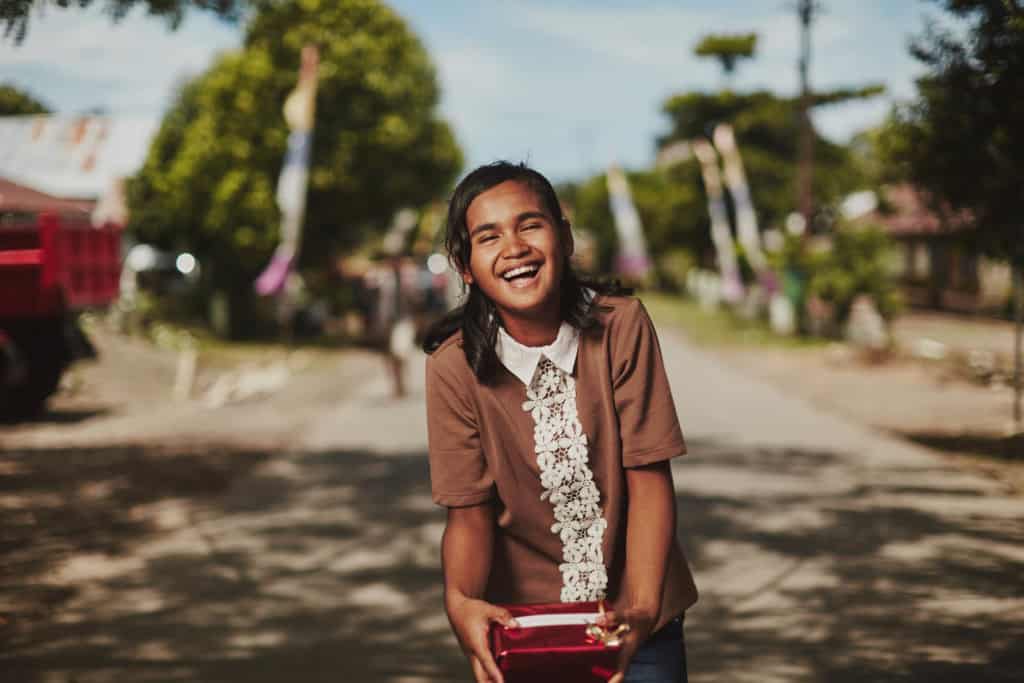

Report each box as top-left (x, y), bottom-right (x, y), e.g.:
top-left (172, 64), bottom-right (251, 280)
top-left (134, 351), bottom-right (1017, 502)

top-left (489, 602), bottom-right (619, 682)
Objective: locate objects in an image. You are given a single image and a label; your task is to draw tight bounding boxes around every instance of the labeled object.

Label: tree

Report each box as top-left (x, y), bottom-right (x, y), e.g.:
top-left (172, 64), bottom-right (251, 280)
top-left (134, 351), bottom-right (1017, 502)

top-left (885, 0), bottom-right (1024, 427)
top-left (0, 82), bottom-right (50, 115)
top-left (2, 0), bottom-right (244, 43)
top-left (887, 0), bottom-right (1022, 260)
top-left (126, 0), bottom-right (462, 335)
top-left (694, 32), bottom-right (757, 85)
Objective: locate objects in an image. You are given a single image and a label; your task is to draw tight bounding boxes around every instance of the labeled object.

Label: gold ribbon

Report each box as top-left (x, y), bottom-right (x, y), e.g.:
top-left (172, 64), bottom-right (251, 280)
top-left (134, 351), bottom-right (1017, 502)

top-left (585, 600), bottom-right (631, 648)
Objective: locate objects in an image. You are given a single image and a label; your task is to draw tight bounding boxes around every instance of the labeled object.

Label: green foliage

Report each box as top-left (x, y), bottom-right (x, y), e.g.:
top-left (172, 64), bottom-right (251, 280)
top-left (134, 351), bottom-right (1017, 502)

top-left (805, 225), bottom-right (903, 323)
top-left (655, 248), bottom-right (697, 292)
top-left (882, 0), bottom-right (1023, 259)
top-left (570, 173), bottom-right (615, 273)
top-left (571, 163), bottom-right (708, 279)
top-left (694, 33), bottom-right (757, 76)
top-left (768, 231), bottom-right (814, 277)
top-left (2, 0), bottom-right (245, 43)
top-left (0, 82), bottom-right (49, 115)
top-left (848, 116), bottom-right (907, 187)
top-left (809, 85), bottom-right (886, 107)
top-left (658, 90), bottom-right (867, 232)
top-left (575, 88), bottom-right (883, 283)
top-left (127, 0), bottom-right (462, 298)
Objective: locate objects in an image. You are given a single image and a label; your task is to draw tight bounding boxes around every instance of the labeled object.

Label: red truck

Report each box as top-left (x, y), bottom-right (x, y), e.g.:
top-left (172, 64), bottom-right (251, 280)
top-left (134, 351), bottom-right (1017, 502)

top-left (0, 212), bottom-right (121, 418)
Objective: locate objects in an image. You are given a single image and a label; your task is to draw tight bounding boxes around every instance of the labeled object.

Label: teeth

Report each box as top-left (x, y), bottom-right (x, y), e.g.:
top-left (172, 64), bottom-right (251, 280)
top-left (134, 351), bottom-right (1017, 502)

top-left (503, 265), bottom-right (538, 280)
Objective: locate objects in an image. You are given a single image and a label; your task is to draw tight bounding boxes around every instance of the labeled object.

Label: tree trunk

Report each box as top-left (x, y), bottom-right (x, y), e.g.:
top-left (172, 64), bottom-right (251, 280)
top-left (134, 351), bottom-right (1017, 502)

top-left (1014, 256), bottom-right (1022, 433)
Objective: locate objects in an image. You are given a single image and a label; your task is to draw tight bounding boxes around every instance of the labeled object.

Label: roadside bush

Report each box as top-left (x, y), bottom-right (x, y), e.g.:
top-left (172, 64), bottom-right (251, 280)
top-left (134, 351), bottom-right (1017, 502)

top-left (807, 223), bottom-right (903, 325)
top-left (656, 248), bottom-right (697, 292)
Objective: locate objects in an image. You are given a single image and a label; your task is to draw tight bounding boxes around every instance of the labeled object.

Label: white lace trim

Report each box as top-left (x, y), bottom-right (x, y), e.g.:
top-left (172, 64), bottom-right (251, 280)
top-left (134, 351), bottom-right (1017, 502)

top-left (523, 358), bottom-right (608, 602)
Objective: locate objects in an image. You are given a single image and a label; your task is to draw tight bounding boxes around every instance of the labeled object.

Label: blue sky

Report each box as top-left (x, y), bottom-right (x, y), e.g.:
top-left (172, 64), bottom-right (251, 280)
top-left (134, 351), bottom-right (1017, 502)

top-left (0, 0), bottom-right (950, 182)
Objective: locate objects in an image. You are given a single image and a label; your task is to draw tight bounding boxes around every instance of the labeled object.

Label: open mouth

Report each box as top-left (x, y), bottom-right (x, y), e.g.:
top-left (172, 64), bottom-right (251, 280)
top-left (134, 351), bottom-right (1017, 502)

top-left (501, 263), bottom-right (541, 286)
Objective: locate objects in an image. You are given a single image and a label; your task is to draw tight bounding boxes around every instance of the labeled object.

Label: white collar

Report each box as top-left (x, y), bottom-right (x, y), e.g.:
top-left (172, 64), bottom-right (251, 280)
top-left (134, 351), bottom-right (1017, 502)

top-left (496, 322), bottom-right (579, 386)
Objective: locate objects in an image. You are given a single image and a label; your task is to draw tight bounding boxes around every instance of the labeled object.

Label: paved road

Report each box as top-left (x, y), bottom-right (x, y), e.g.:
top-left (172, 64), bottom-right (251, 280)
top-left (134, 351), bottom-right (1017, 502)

top-left (2, 321), bottom-right (1021, 682)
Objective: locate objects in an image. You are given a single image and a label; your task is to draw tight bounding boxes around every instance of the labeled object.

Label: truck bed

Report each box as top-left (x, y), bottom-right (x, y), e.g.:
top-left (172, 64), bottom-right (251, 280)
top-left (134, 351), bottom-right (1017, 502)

top-left (0, 213), bottom-right (121, 317)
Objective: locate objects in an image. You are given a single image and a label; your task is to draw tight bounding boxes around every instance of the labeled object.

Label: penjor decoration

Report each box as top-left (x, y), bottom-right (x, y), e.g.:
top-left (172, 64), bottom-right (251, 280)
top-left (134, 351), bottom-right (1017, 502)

top-left (606, 164), bottom-right (652, 281)
top-left (692, 138), bottom-right (744, 303)
top-left (255, 45), bottom-right (319, 297)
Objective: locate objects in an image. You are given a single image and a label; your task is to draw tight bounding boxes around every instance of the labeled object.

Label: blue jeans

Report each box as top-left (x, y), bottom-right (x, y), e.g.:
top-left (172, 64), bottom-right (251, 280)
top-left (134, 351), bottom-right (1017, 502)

top-left (623, 616), bottom-right (687, 683)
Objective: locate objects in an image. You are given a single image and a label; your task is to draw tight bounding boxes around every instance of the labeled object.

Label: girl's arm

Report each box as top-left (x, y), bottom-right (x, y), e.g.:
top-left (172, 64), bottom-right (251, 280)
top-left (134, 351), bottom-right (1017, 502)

top-left (607, 460), bottom-right (677, 683)
top-left (443, 503), bottom-right (518, 683)
top-left (623, 460), bottom-right (676, 617)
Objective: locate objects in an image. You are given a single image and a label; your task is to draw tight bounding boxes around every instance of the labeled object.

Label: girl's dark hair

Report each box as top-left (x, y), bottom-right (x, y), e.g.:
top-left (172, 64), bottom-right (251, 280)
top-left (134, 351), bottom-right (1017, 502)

top-left (422, 160), bottom-right (630, 383)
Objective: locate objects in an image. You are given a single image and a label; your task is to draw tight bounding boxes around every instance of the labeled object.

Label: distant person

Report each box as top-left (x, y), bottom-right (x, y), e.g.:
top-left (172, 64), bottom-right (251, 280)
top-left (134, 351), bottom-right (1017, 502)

top-left (365, 253), bottom-right (415, 398)
top-left (422, 162), bottom-right (697, 683)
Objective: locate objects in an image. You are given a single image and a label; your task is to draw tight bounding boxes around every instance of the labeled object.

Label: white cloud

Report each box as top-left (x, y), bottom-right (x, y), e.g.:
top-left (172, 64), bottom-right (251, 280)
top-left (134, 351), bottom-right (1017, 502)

top-left (0, 5), bottom-right (240, 114)
top-left (512, 2), bottom-right (926, 110)
top-left (515, 4), bottom-right (716, 69)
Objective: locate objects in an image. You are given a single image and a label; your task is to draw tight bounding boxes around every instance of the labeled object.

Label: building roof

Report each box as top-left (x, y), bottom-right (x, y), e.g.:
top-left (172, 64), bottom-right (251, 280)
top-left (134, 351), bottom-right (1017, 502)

top-left (855, 183), bottom-right (972, 236)
top-left (0, 177), bottom-right (93, 215)
top-left (0, 114), bottom-right (158, 200)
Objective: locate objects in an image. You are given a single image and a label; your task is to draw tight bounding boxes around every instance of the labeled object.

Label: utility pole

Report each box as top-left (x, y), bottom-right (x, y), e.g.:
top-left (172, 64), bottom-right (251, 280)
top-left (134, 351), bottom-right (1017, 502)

top-left (796, 0), bottom-right (820, 231)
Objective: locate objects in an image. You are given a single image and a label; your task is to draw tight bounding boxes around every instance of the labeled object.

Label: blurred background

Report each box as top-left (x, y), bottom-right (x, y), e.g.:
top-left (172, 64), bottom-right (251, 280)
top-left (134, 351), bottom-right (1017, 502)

top-left (1, 1), bottom-right (1021, 681)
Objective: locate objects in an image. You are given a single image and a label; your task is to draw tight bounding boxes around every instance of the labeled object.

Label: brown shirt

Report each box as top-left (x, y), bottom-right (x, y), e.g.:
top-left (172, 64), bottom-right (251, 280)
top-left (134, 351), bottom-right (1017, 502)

top-left (425, 295), bottom-right (698, 629)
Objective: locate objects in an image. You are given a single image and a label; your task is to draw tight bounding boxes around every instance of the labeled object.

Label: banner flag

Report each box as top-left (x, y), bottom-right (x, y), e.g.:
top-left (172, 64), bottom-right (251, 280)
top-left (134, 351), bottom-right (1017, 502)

top-left (713, 123), bottom-right (766, 274)
top-left (692, 138), bottom-right (743, 302)
top-left (256, 45), bottom-right (319, 296)
top-left (655, 140), bottom-right (692, 169)
top-left (606, 164), bottom-right (651, 280)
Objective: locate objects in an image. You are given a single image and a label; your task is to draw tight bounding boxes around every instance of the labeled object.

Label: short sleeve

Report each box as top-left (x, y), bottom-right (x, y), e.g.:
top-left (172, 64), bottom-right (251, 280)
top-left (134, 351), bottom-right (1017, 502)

top-left (612, 300), bottom-right (687, 468)
top-left (425, 350), bottom-right (495, 506)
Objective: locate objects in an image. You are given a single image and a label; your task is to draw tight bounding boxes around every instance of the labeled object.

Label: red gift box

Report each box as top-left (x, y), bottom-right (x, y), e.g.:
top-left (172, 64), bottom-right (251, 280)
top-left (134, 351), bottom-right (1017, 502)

top-left (489, 601), bottom-right (622, 682)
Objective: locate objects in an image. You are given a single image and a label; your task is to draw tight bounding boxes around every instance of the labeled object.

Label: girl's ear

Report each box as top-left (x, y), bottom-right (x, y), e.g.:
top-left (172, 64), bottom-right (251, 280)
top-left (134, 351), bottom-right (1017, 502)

top-left (462, 270), bottom-right (474, 286)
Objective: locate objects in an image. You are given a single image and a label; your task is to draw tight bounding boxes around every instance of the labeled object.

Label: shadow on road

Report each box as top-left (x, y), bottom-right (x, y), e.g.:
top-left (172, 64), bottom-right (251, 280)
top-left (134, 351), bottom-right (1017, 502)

top-left (0, 407), bottom-right (110, 426)
top-left (680, 438), bottom-right (1024, 683)
top-left (1, 439), bottom-right (1022, 681)
top-left (1, 444), bottom-right (460, 682)
top-left (896, 430), bottom-right (1024, 462)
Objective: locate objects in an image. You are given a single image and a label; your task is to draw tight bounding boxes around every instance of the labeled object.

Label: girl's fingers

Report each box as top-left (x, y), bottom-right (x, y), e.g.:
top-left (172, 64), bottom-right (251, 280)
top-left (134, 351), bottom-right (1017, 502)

top-left (614, 629), bottom-right (644, 680)
top-left (472, 649), bottom-right (505, 683)
top-left (487, 605), bottom-right (519, 629)
top-left (470, 614), bottom-right (505, 683)
top-left (470, 655), bottom-right (493, 683)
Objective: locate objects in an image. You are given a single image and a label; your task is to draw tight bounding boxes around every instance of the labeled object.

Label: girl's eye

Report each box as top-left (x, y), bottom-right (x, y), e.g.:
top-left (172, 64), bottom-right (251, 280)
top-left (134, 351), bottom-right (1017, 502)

top-left (479, 234), bottom-right (497, 244)
top-left (523, 223), bottom-right (542, 231)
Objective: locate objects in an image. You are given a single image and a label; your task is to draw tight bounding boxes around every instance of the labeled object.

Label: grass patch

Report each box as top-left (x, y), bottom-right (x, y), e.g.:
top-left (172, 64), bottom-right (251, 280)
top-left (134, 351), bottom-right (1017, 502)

top-left (639, 291), bottom-right (827, 350)
top-left (82, 313), bottom-right (355, 369)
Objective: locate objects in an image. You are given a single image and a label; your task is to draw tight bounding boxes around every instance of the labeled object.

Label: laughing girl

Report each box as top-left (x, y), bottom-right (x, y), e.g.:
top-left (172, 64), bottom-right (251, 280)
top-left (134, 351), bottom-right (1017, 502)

top-left (424, 162), bottom-right (697, 683)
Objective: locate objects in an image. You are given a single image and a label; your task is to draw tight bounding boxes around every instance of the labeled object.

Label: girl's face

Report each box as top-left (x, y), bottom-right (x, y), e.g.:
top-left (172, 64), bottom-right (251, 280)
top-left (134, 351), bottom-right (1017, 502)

top-left (463, 180), bottom-right (573, 335)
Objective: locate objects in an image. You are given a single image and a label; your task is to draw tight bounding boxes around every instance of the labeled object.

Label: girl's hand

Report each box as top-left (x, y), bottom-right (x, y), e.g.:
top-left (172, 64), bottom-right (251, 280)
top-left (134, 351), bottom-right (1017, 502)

top-left (597, 605), bottom-right (657, 683)
top-left (446, 591), bottom-right (519, 683)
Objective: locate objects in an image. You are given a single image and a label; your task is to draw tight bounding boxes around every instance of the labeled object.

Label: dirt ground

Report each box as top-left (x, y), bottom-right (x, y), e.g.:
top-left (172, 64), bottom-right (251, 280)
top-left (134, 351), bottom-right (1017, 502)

top-left (701, 337), bottom-right (1024, 495)
top-left (636, 299), bottom-right (1023, 494)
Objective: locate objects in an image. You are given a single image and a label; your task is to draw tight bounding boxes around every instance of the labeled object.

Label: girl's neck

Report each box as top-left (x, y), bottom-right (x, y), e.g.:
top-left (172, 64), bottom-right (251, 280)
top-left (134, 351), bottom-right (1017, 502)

top-left (500, 310), bottom-right (562, 347)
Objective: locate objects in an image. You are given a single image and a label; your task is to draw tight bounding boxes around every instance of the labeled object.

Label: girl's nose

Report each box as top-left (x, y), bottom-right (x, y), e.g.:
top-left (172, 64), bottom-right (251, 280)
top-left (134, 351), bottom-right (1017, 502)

top-left (502, 234), bottom-right (529, 259)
